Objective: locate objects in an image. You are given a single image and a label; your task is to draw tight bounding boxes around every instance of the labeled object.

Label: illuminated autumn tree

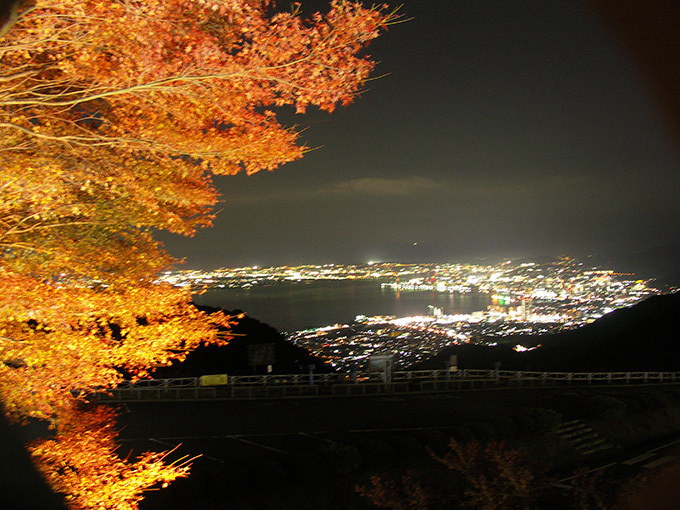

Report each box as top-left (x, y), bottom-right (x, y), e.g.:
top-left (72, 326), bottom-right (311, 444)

top-left (29, 405), bottom-right (194, 510)
top-left (0, 0), bottom-right (395, 507)
top-left (357, 470), bottom-right (436, 510)
top-left (358, 439), bottom-right (553, 510)
top-left (434, 439), bottom-right (552, 510)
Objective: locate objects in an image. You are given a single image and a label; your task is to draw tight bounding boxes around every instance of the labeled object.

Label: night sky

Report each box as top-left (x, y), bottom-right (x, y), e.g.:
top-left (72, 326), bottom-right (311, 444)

top-left (160, 0), bottom-right (680, 271)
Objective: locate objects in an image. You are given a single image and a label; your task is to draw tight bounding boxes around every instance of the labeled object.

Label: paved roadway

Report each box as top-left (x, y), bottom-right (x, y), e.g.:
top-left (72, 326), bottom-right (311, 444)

top-left (114, 389), bottom-right (680, 478)
top-left (115, 393), bottom-right (475, 439)
top-left (113, 389), bottom-right (680, 509)
top-left (114, 391), bottom-right (505, 468)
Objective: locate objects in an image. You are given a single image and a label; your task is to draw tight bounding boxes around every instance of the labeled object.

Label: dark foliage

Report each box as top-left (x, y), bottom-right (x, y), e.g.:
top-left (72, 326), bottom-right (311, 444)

top-left (418, 292), bottom-right (680, 372)
top-left (152, 306), bottom-right (330, 377)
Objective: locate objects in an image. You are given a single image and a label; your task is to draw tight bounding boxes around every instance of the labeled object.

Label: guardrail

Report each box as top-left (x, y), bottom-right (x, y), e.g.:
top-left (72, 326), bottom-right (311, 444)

top-left (95, 369), bottom-right (680, 402)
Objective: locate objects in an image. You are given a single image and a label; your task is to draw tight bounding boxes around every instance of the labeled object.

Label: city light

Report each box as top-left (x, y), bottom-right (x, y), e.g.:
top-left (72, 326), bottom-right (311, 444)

top-left (159, 257), bottom-right (665, 372)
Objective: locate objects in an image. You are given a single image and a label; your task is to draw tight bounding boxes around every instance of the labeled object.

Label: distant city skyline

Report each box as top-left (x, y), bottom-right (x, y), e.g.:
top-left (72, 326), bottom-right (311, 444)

top-left (160, 0), bottom-right (680, 274)
top-left (162, 257), bottom-right (662, 340)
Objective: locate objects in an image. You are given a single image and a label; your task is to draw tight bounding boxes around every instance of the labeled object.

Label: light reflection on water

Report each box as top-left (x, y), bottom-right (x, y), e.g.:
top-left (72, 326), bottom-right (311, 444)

top-left (193, 280), bottom-right (491, 333)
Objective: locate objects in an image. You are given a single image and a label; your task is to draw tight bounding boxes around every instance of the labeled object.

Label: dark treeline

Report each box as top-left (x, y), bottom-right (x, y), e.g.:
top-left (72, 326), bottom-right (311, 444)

top-left (152, 306), bottom-right (330, 378)
top-left (418, 292), bottom-right (680, 373)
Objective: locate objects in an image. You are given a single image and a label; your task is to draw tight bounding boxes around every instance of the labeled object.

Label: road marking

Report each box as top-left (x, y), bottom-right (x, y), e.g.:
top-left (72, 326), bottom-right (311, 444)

top-left (149, 437), bottom-right (176, 448)
top-left (622, 452), bottom-right (655, 465)
top-left (557, 463), bottom-right (618, 485)
top-left (650, 438), bottom-right (680, 452)
top-left (299, 432), bottom-right (335, 444)
top-left (643, 455), bottom-right (675, 469)
top-left (149, 433), bottom-right (297, 454)
top-left (347, 426), bottom-right (448, 433)
top-left (231, 436), bottom-right (289, 454)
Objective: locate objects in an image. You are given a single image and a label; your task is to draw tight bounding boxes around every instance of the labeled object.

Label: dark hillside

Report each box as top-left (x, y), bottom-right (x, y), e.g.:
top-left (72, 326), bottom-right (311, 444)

top-left (152, 307), bottom-right (330, 378)
top-left (154, 293), bottom-right (680, 378)
top-left (418, 292), bottom-right (680, 372)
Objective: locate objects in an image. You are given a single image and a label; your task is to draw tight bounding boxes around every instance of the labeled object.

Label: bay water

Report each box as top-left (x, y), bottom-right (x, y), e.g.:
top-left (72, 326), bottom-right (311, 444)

top-left (193, 280), bottom-right (491, 333)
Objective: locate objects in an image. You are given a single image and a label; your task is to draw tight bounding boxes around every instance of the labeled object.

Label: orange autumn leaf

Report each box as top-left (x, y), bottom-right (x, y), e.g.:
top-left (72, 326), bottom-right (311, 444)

top-left (0, 1), bottom-right (395, 508)
top-left (29, 406), bottom-right (193, 510)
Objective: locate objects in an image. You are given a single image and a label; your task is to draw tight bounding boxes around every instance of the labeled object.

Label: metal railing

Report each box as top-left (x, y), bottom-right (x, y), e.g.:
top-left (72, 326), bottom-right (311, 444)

top-left (95, 369), bottom-right (680, 402)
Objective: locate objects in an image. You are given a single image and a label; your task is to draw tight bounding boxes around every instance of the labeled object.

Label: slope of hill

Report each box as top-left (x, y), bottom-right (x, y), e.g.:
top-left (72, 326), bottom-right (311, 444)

top-left (154, 293), bottom-right (680, 378)
top-left (417, 292), bottom-right (680, 373)
top-left (152, 307), bottom-right (330, 378)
